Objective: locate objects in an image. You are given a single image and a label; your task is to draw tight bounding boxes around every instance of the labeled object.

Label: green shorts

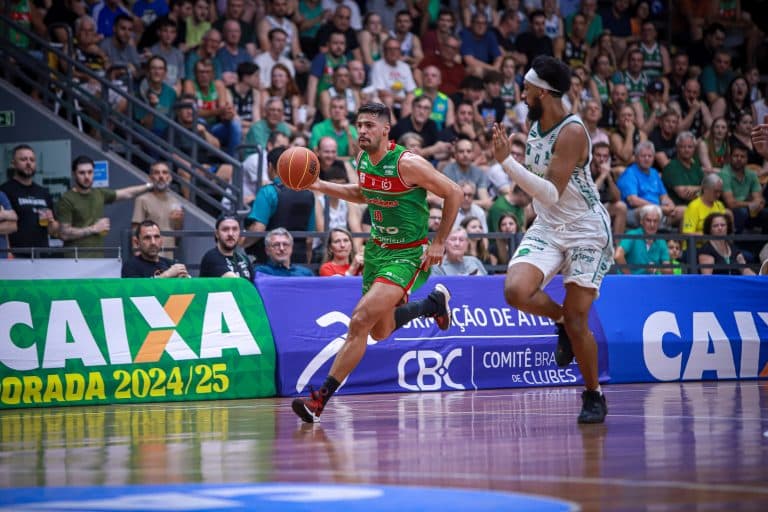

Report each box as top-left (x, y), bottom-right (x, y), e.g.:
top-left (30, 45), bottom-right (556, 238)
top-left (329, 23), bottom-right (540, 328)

top-left (362, 241), bottom-right (430, 297)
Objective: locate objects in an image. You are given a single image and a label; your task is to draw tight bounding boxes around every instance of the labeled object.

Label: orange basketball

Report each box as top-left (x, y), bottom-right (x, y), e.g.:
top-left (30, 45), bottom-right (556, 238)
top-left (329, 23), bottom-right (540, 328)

top-left (277, 147), bottom-right (320, 190)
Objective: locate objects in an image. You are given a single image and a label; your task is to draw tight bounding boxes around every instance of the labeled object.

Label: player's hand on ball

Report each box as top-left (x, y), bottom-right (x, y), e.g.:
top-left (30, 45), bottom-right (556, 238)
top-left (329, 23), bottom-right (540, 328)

top-left (492, 123), bottom-right (511, 163)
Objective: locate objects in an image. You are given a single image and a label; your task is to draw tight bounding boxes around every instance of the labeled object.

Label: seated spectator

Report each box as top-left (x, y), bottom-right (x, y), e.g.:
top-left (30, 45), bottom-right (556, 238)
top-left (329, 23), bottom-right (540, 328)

top-left (666, 238), bottom-right (684, 274)
top-left (254, 227), bottom-right (314, 276)
top-left (212, 0), bottom-right (256, 56)
top-left (417, 36), bottom-right (466, 97)
top-left (461, 215), bottom-right (495, 265)
top-left (431, 227), bottom-right (488, 276)
top-left (698, 212), bottom-right (755, 275)
top-left (369, 37), bottom-right (417, 118)
top-left (391, 10), bottom-right (423, 69)
top-left (313, 161), bottom-right (363, 254)
top-left (589, 52), bottom-right (614, 105)
top-left (245, 97), bottom-right (292, 149)
top-left (460, 11), bottom-right (502, 76)
top-left (357, 12), bottom-right (385, 67)
top-left (730, 112), bottom-right (765, 168)
top-left (614, 204), bottom-right (672, 275)
top-left (122, 220), bottom-right (190, 277)
top-left (620, 48), bottom-right (650, 104)
top-left (712, 75), bottom-right (752, 132)
top-left (0, 190), bottom-right (18, 258)
top-left (678, 78), bottom-right (712, 140)
top-left (185, 29), bottom-right (223, 79)
top-left (148, 19), bottom-right (185, 89)
top-left (254, 28), bottom-right (296, 89)
top-left (662, 131), bottom-right (704, 206)
top-left (440, 101), bottom-right (484, 143)
top-left (488, 183), bottom-right (531, 238)
top-left (599, 0), bottom-right (633, 58)
top-left (489, 212), bottom-right (523, 267)
top-left (428, 203), bottom-right (442, 232)
top-left (318, 227), bottom-right (364, 276)
top-left (389, 96), bottom-right (449, 161)
top-left (0, 144), bottom-right (59, 256)
top-left (699, 50), bottom-right (735, 107)
top-left (57, 155), bottom-right (153, 257)
top-left (183, 58), bottom-right (242, 156)
top-left (310, 96), bottom-right (359, 158)
top-left (442, 140), bottom-right (492, 209)
top-left (261, 63), bottom-right (303, 132)
top-left (215, 19), bottom-right (251, 86)
top-left (454, 181), bottom-right (489, 232)
top-left (316, 136), bottom-right (356, 183)
top-left (568, 0), bottom-right (603, 47)
top-left (633, 79), bottom-right (667, 135)
top-left (318, 64), bottom-right (360, 123)
top-left (407, 66), bottom-right (455, 133)
top-left (698, 117), bottom-right (731, 174)
top-left (516, 10), bottom-right (554, 67)
top-left (590, 141), bottom-right (626, 235)
top-left (649, 109), bottom-right (680, 171)
top-left (582, 99), bottom-right (609, 146)
top-left (616, 141), bottom-right (682, 227)
top-left (720, 143), bottom-right (768, 234)
top-left (185, 0), bottom-right (211, 48)
top-left (199, 214), bottom-right (254, 279)
top-left (610, 105), bottom-right (646, 171)
top-left (136, 55), bottom-right (178, 138)
top-left (91, 0), bottom-right (132, 38)
top-left (682, 174), bottom-right (727, 236)
top-left (599, 83), bottom-right (629, 132)
top-left (228, 62), bottom-right (261, 136)
top-left (306, 31), bottom-right (351, 113)
top-left (99, 14), bottom-right (141, 78)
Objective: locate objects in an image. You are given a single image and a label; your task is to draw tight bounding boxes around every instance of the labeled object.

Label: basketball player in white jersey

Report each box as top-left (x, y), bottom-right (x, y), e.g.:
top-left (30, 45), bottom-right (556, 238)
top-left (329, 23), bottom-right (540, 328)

top-left (491, 55), bottom-right (612, 424)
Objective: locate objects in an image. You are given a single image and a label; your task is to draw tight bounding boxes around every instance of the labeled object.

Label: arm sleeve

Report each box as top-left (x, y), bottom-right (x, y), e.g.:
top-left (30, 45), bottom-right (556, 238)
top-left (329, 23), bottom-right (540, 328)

top-left (501, 156), bottom-right (560, 207)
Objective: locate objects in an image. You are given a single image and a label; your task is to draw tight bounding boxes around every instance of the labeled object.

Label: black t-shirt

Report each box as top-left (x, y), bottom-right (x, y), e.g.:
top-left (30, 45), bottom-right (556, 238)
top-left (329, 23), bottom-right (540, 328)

top-left (514, 33), bottom-right (554, 69)
top-left (0, 178), bottom-right (53, 249)
top-left (122, 254), bottom-right (174, 277)
top-left (199, 247), bottom-right (254, 280)
top-left (649, 127), bottom-right (677, 164)
top-left (390, 117), bottom-right (440, 147)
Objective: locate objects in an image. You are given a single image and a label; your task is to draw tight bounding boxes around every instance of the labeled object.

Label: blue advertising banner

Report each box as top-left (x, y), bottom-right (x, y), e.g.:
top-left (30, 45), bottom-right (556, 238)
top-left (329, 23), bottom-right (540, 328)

top-left (256, 275), bottom-right (610, 396)
top-left (594, 275), bottom-right (768, 383)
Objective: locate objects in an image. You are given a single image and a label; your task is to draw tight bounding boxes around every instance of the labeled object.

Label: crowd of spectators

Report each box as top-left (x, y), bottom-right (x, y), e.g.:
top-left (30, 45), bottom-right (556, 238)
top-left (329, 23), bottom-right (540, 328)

top-left (3, 0), bottom-right (768, 276)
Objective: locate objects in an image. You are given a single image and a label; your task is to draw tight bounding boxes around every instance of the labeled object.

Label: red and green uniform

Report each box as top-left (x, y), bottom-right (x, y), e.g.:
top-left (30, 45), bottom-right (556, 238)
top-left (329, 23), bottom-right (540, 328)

top-left (357, 143), bottom-right (429, 296)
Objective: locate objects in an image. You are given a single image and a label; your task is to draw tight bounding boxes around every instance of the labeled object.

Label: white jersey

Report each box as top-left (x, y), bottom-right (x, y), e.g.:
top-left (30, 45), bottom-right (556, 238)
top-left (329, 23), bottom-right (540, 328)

top-left (525, 114), bottom-right (609, 229)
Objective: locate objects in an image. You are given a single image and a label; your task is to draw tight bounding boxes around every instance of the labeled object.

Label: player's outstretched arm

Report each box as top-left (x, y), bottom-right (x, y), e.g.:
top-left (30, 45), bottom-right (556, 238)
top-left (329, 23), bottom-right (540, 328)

top-left (309, 180), bottom-right (366, 204)
top-left (399, 152), bottom-right (462, 268)
top-left (492, 123), bottom-right (587, 206)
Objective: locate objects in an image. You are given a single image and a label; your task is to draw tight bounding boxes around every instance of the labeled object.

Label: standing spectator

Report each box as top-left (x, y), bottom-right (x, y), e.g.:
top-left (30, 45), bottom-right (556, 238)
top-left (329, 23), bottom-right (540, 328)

top-left (682, 174), bottom-right (727, 236)
top-left (254, 227), bottom-right (314, 276)
top-left (698, 213), bottom-right (755, 275)
top-left (430, 227), bottom-right (488, 276)
top-left (228, 61), bottom-right (260, 135)
top-left (0, 145), bottom-right (59, 255)
top-left (318, 227), bottom-right (364, 276)
top-left (310, 96), bottom-right (359, 158)
top-left (662, 131), bottom-right (705, 206)
top-left (122, 220), bottom-right (190, 277)
top-left (183, 58), bottom-right (242, 156)
top-left (199, 214), bottom-right (254, 279)
top-left (245, 97), bottom-right (292, 149)
top-left (370, 37), bottom-right (417, 119)
top-left (148, 19), bottom-right (186, 89)
top-left (215, 19), bottom-right (251, 86)
top-left (56, 155), bottom-right (154, 257)
top-left (0, 190), bottom-right (18, 258)
top-left (614, 204), bottom-right (672, 274)
top-left (99, 14), bottom-right (143, 79)
top-left (720, 143), bottom-right (768, 234)
top-left (136, 55), bottom-right (178, 138)
top-left (418, 36), bottom-right (466, 97)
top-left (616, 141), bottom-right (682, 227)
top-left (590, 141), bottom-right (626, 235)
top-left (254, 28), bottom-right (296, 88)
top-left (442, 140), bottom-right (492, 209)
top-left (131, 160), bottom-right (184, 258)
top-left (244, 147), bottom-right (316, 264)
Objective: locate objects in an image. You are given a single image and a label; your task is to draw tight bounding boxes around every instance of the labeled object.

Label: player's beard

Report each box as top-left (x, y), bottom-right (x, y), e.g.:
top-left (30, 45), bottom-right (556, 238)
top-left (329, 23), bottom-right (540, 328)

top-left (527, 97), bottom-right (543, 122)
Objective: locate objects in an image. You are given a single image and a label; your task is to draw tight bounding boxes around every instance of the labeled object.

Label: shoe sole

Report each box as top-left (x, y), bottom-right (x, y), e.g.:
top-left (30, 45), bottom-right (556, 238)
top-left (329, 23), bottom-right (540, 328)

top-left (292, 399), bottom-right (320, 423)
top-left (434, 283), bottom-right (452, 330)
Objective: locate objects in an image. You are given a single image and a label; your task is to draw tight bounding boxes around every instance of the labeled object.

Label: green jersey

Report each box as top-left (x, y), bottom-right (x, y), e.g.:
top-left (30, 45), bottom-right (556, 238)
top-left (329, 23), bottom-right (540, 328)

top-left (357, 143), bottom-right (428, 247)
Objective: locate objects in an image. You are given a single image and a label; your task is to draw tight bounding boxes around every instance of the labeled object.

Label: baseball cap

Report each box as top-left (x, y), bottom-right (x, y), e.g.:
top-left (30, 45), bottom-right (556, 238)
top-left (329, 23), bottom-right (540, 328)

top-left (215, 213), bottom-right (240, 229)
top-left (646, 80), bottom-right (664, 93)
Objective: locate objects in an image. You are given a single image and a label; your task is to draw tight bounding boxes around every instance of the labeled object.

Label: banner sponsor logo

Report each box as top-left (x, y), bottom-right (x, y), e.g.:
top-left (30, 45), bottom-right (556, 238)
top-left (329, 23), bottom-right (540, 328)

top-left (398, 349), bottom-right (465, 391)
top-left (0, 279), bottom-right (276, 408)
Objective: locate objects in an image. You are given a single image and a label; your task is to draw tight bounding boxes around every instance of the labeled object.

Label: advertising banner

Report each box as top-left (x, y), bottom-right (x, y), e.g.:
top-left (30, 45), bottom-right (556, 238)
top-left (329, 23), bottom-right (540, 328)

top-left (595, 275), bottom-right (768, 383)
top-left (0, 279), bottom-right (277, 409)
top-left (256, 275), bottom-right (609, 396)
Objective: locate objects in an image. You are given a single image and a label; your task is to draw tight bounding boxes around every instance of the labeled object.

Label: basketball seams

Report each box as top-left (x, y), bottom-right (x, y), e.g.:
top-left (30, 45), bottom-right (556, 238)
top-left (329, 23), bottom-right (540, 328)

top-left (278, 147), bottom-right (319, 190)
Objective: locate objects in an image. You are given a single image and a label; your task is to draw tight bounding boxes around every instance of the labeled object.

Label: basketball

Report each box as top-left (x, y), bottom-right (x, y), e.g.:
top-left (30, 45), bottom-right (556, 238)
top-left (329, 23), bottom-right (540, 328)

top-left (276, 147), bottom-right (320, 190)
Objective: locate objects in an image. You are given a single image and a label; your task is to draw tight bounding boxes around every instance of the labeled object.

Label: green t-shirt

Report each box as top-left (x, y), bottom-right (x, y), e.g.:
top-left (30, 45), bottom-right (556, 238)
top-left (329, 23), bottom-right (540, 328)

top-left (662, 159), bottom-right (704, 205)
top-left (309, 119), bottom-right (359, 157)
top-left (358, 144), bottom-right (427, 245)
top-left (719, 165), bottom-right (761, 202)
top-left (487, 195), bottom-right (525, 234)
top-left (56, 188), bottom-right (117, 252)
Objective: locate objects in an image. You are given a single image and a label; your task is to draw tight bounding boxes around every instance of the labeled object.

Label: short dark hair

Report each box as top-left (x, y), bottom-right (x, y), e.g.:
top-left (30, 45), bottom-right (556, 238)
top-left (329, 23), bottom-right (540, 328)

top-left (134, 219), bottom-right (159, 238)
top-left (460, 75), bottom-right (485, 91)
top-left (268, 146), bottom-right (287, 168)
top-left (157, 18), bottom-right (177, 30)
top-left (357, 102), bottom-right (391, 122)
top-left (268, 27), bottom-right (287, 41)
top-left (114, 14), bottom-right (132, 27)
top-left (71, 155), bottom-right (94, 173)
top-left (11, 144), bottom-right (33, 159)
top-left (215, 213), bottom-right (239, 230)
top-left (730, 140), bottom-right (750, 154)
top-left (529, 9), bottom-right (546, 22)
top-left (592, 141), bottom-right (610, 152)
top-left (236, 61), bottom-right (259, 80)
top-left (530, 55), bottom-right (571, 97)
top-left (484, 70), bottom-right (502, 84)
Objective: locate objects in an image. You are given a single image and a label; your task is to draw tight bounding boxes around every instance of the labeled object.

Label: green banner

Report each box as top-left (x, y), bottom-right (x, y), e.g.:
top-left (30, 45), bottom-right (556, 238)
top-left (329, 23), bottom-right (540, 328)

top-left (0, 278), bottom-right (276, 409)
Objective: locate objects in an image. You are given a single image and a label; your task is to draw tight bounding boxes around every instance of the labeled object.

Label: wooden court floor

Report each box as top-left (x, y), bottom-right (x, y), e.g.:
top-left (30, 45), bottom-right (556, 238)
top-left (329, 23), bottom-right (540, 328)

top-left (1, 381), bottom-right (766, 511)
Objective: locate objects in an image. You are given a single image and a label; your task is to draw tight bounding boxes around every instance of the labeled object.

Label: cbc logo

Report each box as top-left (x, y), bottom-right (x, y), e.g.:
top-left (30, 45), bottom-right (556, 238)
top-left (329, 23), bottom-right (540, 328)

top-left (397, 349), bottom-right (465, 391)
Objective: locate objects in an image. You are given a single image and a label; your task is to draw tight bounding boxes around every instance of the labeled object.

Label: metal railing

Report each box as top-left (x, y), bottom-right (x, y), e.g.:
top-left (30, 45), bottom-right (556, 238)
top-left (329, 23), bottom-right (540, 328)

top-left (0, 15), bottom-right (249, 217)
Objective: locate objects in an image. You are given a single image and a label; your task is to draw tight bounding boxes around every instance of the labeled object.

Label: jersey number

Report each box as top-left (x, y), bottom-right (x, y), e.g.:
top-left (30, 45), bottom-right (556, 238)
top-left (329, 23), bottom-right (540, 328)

top-left (373, 210), bottom-right (383, 222)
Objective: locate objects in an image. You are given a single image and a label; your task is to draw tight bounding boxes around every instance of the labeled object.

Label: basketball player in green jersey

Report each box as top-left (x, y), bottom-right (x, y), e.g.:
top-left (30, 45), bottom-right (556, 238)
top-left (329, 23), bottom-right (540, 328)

top-left (292, 102), bottom-right (462, 423)
top-left (491, 56), bottom-right (613, 424)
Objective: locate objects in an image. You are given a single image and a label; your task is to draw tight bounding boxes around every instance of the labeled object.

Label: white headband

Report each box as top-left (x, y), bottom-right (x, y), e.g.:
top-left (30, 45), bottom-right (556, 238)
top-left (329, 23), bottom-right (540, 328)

top-left (524, 68), bottom-right (560, 93)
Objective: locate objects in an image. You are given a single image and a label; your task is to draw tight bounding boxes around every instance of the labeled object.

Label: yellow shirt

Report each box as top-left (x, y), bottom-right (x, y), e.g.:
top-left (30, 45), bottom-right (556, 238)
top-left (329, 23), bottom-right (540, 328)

top-left (682, 197), bottom-right (726, 235)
